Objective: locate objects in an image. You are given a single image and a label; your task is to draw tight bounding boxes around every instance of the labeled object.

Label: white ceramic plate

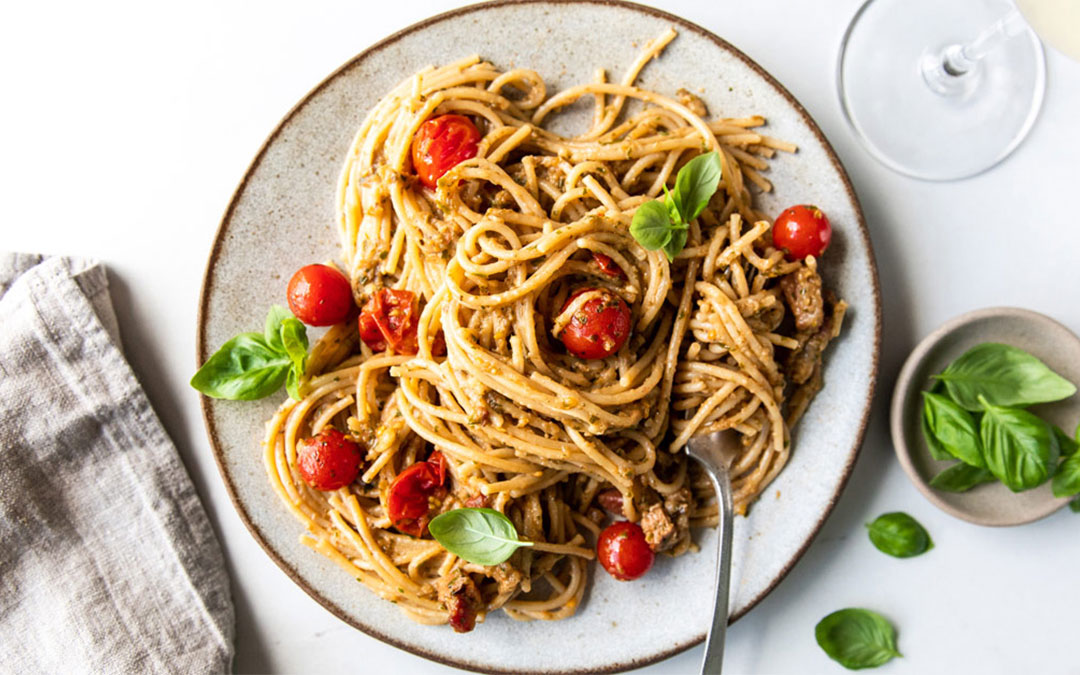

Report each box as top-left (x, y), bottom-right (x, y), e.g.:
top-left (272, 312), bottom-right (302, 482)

top-left (197, 2), bottom-right (880, 672)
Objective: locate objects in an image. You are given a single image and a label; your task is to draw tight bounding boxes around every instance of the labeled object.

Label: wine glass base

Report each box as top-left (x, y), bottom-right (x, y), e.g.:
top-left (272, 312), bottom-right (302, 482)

top-left (838, 0), bottom-right (1046, 181)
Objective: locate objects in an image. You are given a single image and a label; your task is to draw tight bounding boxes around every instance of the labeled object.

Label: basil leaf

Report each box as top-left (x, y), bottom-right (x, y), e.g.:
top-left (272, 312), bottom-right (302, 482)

top-left (815, 608), bottom-right (901, 670)
top-left (672, 151), bottom-right (722, 223)
top-left (662, 184), bottom-right (682, 226)
top-left (191, 333), bottom-right (291, 400)
top-left (629, 200), bottom-right (673, 251)
top-left (1052, 448), bottom-right (1080, 498)
top-left (280, 318), bottom-right (309, 401)
top-left (921, 392), bottom-right (985, 467)
top-left (935, 343), bottom-right (1076, 411)
top-left (428, 507), bottom-right (533, 566)
top-left (1054, 425), bottom-right (1079, 457)
top-left (929, 463), bottom-right (996, 493)
top-left (264, 304), bottom-right (292, 353)
top-left (979, 397), bottom-right (1060, 491)
top-left (865, 512), bottom-right (933, 558)
top-left (662, 226), bottom-right (689, 262)
top-left (1069, 498), bottom-right (1080, 513)
top-left (920, 383), bottom-right (952, 461)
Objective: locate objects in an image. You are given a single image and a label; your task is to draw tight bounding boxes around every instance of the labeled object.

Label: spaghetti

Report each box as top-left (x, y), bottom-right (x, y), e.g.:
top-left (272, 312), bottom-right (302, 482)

top-left (262, 29), bottom-right (845, 631)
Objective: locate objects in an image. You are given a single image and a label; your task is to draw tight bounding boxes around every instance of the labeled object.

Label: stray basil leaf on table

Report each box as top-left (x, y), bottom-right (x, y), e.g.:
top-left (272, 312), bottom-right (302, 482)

top-left (815, 608), bottom-right (901, 670)
top-left (866, 512), bottom-right (933, 558)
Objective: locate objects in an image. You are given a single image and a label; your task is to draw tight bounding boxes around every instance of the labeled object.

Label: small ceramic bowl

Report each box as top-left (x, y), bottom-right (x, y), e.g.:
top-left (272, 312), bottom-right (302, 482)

top-left (891, 307), bottom-right (1080, 526)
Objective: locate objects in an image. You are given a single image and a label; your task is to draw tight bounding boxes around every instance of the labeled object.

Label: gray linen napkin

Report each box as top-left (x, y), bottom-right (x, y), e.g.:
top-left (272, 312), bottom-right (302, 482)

top-left (0, 254), bottom-right (234, 673)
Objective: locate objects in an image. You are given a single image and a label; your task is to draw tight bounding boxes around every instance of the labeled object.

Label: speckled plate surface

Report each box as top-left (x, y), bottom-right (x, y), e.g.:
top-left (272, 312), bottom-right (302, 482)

top-left (890, 307), bottom-right (1078, 526)
top-left (197, 2), bottom-right (880, 672)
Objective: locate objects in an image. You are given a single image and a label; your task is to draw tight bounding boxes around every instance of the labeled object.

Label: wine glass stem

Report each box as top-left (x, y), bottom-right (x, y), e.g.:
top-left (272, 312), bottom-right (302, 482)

top-left (922, 8), bottom-right (1027, 94)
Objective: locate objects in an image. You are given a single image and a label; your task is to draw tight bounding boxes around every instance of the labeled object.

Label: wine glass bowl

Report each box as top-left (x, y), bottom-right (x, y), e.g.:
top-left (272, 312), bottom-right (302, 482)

top-left (838, 0), bottom-right (1046, 181)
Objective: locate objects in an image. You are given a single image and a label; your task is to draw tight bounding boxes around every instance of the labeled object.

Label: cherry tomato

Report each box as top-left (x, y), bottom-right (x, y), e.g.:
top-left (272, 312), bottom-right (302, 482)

top-left (558, 288), bottom-right (632, 360)
top-left (771, 204), bottom-right (832, 260)
top-left (296, 428), bottom-right (363, 491)
top-left (597, 521), bottom-right (654, 581)
top-left (358, 288), bottom-right (419, 355)
top-left (591, 251), bottom-right (627, 280)
top-left (596, 488), bottom-right (625, 515)
top-left (287, 264), bottom-right (355, 326)
top-left (411, 114), bottom-right (481, 190)
top-left (387, 451), bottom-right (447, 537)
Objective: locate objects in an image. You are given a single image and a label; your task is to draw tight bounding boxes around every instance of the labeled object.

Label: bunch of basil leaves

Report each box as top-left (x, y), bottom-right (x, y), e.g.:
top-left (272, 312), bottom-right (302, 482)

top-left (921, 343), bottom-right (1079, 508)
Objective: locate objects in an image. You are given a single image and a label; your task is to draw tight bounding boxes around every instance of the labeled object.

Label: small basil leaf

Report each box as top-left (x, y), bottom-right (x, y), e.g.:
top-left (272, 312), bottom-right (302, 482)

top-left (920, 383), bottom-right (953, 461)
top-left (428, 507), bottom-right (533, 566)
top-left (629, 199), bottom-right (673, 251)
top-left (662, 184), bottom-right (683, 225)
top-left (191, 333), bottom-right (291, 400)
top-left (1054, 425), bottom-right (1079, 457)
top-left (865, 512), bottom-right (933, 558)
top-left (264, 305), bottom-right (292, 353)
top-left (929, 463), bottom-right (996, 493)
top-left (1052, 448), bottom-right (1080, 498)
top-left (1069, 498), bottom-right (1080, 513)
top-left (672, 151), bottom-right (722, 223)
top-left (980, 397), bottom-right (1060, 491)
top-left (662, 226), bottom-right (689, 262)
top-left (815, 608), bottom-right (901, 670)
top-left (280, 318), bottom-right (309, 373)
top-left (935, 343), bottom-right (1076, 411)
top-left (921, 392), bottom-right (985, 467)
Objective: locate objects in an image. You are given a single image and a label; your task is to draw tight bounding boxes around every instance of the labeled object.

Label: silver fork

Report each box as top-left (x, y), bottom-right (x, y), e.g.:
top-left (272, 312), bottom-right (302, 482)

top-left (685, 430), bottom-right (740, 675)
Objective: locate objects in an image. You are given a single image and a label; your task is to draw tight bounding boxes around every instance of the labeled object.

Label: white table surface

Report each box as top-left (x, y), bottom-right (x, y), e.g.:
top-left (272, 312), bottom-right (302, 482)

top-left (4, 1), bottom-right (1079, 673)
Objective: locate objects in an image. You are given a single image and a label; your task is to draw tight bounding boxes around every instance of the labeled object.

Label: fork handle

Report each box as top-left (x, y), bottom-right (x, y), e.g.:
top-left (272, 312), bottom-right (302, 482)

top-left (700, 466), bottom-right (734, 675)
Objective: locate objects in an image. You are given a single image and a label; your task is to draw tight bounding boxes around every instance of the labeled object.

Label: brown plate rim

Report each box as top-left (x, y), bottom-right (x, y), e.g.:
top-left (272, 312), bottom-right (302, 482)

top-left (196, 1), bottom-right (882, 672)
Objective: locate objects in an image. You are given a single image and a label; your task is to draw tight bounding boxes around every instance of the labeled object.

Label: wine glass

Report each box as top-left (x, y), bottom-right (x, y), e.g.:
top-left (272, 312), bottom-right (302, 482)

top-left (837, 0), bottom-right (1076, 181)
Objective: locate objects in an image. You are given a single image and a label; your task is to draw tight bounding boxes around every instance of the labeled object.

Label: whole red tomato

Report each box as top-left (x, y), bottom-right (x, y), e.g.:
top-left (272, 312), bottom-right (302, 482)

top-left (771, 205), bottom-right (831, 260)
top-left (287, 264), bottom-right (354, 326)
top-left (411, 114), bottom-right (481, 190)
top-left (296, 428), bottom-right (363, 491)
top-left (558, 288), bottom-right (632, 360)
top-left (597, 521), bottom-right (654, 581)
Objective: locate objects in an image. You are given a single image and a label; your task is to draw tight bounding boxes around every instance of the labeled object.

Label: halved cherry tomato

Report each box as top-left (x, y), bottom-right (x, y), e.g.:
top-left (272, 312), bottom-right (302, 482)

top-left (411, 114), bottom-right (481, 190)
top-left (287, 264), bottom-right (354, 326)
top-left (558, 288), bottom-right (632, 360)
top-left (387, 451), bottom-right (447, 537)
top-left (591, 251), bottom-right (627, 280)
top-left (597, 521), bottom-right (654, 581)
top-left (296, 428), bottom-right (363, 491)
top-left (771, 204), bottom-right (832, 260)
top-left (358, 288), bottom-right (418, 355)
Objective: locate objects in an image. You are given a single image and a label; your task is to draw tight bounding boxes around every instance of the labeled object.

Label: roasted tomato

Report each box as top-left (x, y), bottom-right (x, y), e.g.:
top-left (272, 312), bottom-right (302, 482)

top-left (771, 204), bottom-right (832, 260)
top-left (358, 288), bottom-right (419, 355)
top-left (411, 114), bottom-right (481, 190)
top-left (591, 251), bottom-right (626, 280)
top-left (597, 521), bottom-right (654, 581)
top-left (596, 488), bottom-right (625, 515)
top-left (286, 264), bottom-right (354, 326)
top-left (296, 428), bottom-right (363, 491)
top-left (387, 451), bottom-right (448, 537)
top-left (558, 288), bottom-right (632, 360)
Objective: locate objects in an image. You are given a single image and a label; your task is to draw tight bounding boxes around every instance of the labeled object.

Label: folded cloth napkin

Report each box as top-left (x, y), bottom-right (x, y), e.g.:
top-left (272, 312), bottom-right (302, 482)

top-left (0, 254), bottom-right (234, 673)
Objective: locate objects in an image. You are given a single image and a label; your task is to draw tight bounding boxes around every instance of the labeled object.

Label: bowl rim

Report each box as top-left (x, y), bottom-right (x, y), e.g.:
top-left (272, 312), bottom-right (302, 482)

top-left (195, 1), bottom-right (883, 672)
top-left (890, 306), bottom-right (1075, 527)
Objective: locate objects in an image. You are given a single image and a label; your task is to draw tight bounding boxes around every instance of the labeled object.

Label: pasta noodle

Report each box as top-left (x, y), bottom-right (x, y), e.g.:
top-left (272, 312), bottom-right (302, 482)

top-left (262, 28), bottom-right (845, 631)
